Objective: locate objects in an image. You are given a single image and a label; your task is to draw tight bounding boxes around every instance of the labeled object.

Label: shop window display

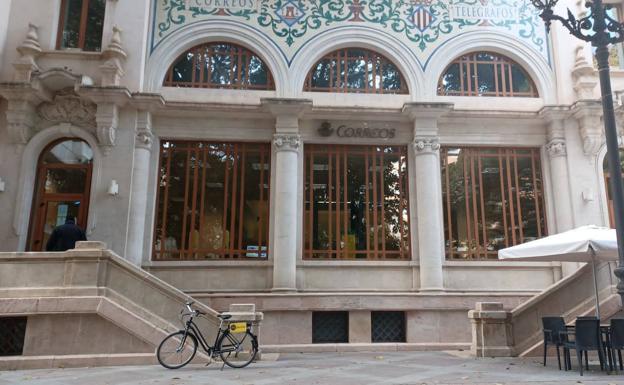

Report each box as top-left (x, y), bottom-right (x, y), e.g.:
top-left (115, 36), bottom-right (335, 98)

top-left (441, 147), bottom-right (546, 259)
top-left (304, 145), bottom-right (410, 259)
top-left (153, 141), bottom-right (270, 260)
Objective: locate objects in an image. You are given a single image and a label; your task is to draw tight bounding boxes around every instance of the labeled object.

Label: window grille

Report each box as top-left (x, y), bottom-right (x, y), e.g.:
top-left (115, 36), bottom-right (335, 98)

top-left (304, 48), bottom-right (408, 94)
top-left (153, 141), bottom-right (271, 260)
top-left (57, 0), bottom-right (106, 51)
top-left (163, 42), bottom-right (275, 90)
top-left (441, 147), bottom-right (547, 259)
top-left (312, 312), bottom-right (349, 343)
top-left (438, 52), bottom-right (538, 97)
top-left (0, 317), bottom-right (27, 356)
top-left (304, 145), bottom-right (410, 260)
top-left (371, 312), bottom-right (406, 343)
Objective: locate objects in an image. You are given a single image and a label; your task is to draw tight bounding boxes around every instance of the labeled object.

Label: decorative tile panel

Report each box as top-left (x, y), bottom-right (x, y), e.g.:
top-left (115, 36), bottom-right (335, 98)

top-left (152, 0), bottom-right (548, 68)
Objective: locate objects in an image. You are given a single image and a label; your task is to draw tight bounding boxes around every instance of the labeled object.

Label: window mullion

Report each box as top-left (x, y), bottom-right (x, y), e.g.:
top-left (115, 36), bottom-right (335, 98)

top-left (78, 0), bottom-right (89, 49)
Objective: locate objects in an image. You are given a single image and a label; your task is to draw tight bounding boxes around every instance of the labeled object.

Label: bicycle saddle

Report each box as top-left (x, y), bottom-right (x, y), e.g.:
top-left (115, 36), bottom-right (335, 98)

top-left (218, 314), bottom-right (232, 320)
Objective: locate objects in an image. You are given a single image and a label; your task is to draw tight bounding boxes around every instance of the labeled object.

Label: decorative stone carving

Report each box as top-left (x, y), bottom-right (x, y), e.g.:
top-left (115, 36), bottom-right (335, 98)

top-left (6, 99), bottom-right (37, 144)
top-left (96, 103), bottom-right (119, 154)
top-left (135, 111), bottom-right (153, 150)
top-left (571, 46), bottom-right (598, 100)
top-left (574, 102), bottom-right (604, 156)
top-left (546, 139), bottom-right (567, 157)
top-left (413, 137), bottom-right (440, 154)
top-left (100, 26), bottom-right (127, 87)
top-left (37, 90), bottom-right (97, 128)
top-left (13, 23), bottom-right (42, 82)
top-left (273, 134), bottom-right (301, 152)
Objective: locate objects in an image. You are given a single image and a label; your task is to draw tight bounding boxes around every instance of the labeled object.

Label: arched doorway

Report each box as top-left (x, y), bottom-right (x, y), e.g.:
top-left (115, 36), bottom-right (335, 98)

top-left (27, 139), bottom-right (94, 251)
top-left (603, 148), bottom-right (624, 228)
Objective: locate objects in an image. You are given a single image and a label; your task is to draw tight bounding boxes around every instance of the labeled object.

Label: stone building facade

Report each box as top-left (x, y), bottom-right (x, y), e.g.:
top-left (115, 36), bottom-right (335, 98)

top-left (0, 0), bottom-right (623, 349)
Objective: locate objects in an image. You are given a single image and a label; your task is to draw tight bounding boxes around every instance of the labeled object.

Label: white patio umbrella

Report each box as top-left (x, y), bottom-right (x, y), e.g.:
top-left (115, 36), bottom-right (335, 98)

top-left (498, 225), bottom-right (618, 318)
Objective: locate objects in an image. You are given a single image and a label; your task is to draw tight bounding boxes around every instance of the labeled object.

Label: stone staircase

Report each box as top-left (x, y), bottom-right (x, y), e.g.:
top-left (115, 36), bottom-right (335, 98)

top-left (470, 261), bottom-right (622, 357)
top-left (0, 242), bottom-right (261, 369)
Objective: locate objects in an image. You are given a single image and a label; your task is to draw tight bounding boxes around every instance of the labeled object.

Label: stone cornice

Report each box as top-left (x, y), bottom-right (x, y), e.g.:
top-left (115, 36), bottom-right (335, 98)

top-left (402, 102), bottom-right (454, 121)
top-left (261, 98), bottom-right (313, 117)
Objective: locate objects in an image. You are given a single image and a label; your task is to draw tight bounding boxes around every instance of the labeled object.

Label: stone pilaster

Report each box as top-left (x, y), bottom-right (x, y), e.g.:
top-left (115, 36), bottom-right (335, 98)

top-left (263, 98), bottom-right (311, 292)
top-left (124, 110), bottom-right (153, 265)
top-left (541, 106), bottom-right (579, 277)
top-left (540, 106), bottom-right (574, 232)
top-left (403, 102), bottom-right (452, 292)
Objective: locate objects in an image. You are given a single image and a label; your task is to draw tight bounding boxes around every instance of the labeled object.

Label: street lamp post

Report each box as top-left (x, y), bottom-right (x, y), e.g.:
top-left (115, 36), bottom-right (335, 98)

top-left (531, 0), bottom-right (624, 303)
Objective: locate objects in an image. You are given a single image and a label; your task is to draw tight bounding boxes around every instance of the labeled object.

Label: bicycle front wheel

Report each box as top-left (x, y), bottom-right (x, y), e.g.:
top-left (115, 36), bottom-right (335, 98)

top-left (157, 331), bottom-right (198, 369)
top-left (218, 330), bottom-right (258, 368)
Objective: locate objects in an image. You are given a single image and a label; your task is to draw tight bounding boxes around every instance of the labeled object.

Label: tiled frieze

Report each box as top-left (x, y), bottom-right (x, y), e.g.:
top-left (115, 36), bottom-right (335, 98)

top-left (152, 0), bottom-right (548, 66)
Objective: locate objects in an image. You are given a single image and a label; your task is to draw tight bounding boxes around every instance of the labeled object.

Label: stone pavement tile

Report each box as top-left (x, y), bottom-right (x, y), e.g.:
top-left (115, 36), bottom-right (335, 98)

top-left (1, 351), bottom-right (624, 385)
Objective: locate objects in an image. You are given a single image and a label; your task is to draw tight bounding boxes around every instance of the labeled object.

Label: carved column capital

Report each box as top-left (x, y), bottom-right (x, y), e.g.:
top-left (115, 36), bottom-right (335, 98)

top-left (413, 137), bottom-right (440, 155)
top-left (546, 139), bottom-right (567, 158)
top-left (273, 134), bottom-right (301, 152)
top-left (135, 110), bottom-right (153, 150)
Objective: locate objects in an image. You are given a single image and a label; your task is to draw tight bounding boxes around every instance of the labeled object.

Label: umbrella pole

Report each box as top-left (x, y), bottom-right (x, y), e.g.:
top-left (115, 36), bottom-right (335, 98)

top-left (592, 258), bottom-right (601, 319)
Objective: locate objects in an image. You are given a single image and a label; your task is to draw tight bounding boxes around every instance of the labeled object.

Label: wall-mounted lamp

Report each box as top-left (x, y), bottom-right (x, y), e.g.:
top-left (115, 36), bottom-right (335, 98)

top-left (107, 180), bottom-right (119, 196)
top-left (0, 177), bottom-right (5, 192)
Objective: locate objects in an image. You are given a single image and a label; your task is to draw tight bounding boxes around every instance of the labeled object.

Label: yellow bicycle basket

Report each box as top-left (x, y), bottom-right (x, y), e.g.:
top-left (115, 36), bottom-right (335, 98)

top-left (229, 322), bottom-right (247, 334)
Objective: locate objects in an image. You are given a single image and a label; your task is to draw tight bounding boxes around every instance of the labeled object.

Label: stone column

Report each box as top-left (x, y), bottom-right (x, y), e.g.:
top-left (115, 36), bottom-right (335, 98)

top-left (403, 103), bottom-right (453, 292)
top-left (263, 98), bottom-right (312, 292)
top-left (124, 110), bottom-right (153, 265)
top-left (272, 133), bottom-right (301, 291)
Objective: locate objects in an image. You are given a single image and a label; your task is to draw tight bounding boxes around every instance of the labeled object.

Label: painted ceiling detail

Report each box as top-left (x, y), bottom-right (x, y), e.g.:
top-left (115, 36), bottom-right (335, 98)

top-left (152, 0), bottom-right (548, 67)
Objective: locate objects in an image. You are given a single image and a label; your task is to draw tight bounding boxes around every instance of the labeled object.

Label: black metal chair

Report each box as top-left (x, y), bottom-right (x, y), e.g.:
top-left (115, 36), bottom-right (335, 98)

top-left (542, 316), bottom-right (567, 370)
top-left (562, 318), bottom-right (606, 376)
top-left (608, 318), bottom-right (624, 371)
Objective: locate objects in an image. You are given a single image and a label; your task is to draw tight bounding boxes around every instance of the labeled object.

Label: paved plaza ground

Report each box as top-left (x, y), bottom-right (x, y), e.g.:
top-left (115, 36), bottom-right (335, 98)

top-left (1, 351), bottom-right (623, 385)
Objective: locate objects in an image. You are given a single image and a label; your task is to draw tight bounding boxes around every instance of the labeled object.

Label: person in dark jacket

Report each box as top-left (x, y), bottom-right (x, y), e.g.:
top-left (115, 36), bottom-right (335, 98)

top-left (45, 216), bottom-right (87, 251)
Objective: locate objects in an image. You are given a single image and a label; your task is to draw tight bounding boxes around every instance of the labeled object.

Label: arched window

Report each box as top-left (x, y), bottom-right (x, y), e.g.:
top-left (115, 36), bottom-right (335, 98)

top-left (603, 149), bottom-right (624, 227)
top-left (438, 52), bottom-right (538, 97)
top-left (163, 42), bottom-right (275, 90)
top-left (304, 48), bottom-right (408, 94)
top-left (28, 139), bottom-right (94, 251)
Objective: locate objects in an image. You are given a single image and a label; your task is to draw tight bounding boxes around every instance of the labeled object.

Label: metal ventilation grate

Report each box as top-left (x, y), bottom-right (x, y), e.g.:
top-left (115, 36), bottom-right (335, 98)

top-left (312, 311), bottom-right (349, 343)
top-left (0, 317), bottom-right (27, 356)
top-left (371, 311), bottom-right (406, 343)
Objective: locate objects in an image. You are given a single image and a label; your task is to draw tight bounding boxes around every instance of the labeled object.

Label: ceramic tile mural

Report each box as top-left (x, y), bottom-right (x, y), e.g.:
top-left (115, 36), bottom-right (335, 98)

top-left (152, 0), bottom-right (548, 67)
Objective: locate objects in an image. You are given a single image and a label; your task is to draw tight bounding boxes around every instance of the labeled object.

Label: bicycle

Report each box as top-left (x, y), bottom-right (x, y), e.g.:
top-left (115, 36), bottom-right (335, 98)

top-left (157, 301), bottom-right (258, 370)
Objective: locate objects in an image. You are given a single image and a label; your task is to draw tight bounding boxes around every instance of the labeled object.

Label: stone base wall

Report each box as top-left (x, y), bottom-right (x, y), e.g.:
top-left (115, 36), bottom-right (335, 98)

top-left (23, 314), bottom-right (153, 356)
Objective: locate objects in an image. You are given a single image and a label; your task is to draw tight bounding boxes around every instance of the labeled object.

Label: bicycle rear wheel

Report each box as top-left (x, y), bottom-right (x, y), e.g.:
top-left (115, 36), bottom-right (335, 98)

top-left (218, 330), bottom-right (258, 368)
top-left (157, 331), bottom-right (198, 369)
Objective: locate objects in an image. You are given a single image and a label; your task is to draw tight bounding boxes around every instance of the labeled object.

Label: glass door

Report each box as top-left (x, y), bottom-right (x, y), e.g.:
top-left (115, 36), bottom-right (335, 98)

top-left (28, 139), bottom-right (93, 251)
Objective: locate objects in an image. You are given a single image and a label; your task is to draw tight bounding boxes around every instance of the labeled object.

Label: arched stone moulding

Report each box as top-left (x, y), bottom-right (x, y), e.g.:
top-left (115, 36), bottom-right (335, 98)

top-left (289, 26), bottom-right (424, 100)
top-left (145, 20), bottom-right (289, 96)
top-left (13, 124), bottom-right (102, 251)
top-left (596, 143), bottom-right (624, 227)
top-left (425, 30), bottom-right (556, 103)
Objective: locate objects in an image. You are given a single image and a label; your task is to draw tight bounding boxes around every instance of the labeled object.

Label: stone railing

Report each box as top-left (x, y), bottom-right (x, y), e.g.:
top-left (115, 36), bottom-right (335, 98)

top-left (469, 262), bottom-right (620, 357)
top-left (0, 242), bottom-right (262, 369)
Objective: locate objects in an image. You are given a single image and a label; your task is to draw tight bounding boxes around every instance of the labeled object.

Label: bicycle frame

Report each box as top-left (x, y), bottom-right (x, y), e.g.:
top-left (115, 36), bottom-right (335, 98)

top-left (181, 314), bottom-right (224, 355)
